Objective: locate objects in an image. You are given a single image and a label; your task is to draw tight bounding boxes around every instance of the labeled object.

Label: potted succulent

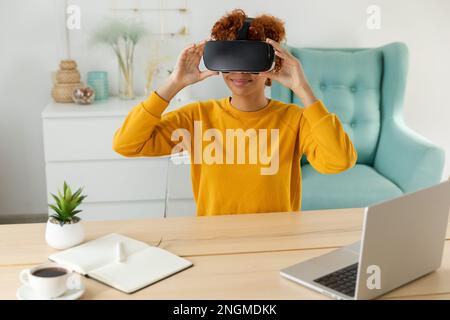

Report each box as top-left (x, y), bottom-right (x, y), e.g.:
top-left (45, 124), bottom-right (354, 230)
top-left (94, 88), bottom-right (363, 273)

top-left (45, 181), bottom-right (87, 250)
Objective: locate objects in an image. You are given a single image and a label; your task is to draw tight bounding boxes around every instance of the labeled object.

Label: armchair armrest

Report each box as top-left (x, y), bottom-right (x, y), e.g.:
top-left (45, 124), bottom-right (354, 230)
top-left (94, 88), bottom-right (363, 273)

top-left (374, 118), bottom-right (445, 193)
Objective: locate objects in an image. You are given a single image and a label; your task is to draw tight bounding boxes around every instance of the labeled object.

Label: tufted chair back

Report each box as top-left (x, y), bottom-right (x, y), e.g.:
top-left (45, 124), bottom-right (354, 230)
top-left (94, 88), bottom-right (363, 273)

top-left (272, 42), bottom-right (408, 167)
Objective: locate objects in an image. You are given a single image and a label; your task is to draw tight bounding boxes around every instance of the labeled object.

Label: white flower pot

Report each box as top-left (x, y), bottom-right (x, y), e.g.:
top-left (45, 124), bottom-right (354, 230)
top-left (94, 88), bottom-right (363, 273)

top-left (45, 219), bottom-right (85, 250)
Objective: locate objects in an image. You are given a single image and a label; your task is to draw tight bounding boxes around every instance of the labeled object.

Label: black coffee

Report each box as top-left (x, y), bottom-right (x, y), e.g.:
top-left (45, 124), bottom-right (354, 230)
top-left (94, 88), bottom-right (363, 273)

top-left (32, 267), bottom-right (67, 278)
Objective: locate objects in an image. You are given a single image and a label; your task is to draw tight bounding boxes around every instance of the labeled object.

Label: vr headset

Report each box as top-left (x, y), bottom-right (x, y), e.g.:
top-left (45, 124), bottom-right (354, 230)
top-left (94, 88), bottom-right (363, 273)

top-left (203, 17), bottom-right (275, 74)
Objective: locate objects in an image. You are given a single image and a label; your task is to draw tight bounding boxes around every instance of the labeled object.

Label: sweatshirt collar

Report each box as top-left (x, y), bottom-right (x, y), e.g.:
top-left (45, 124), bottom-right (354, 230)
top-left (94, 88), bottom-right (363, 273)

top-left (224, 96), bottom-right (275, 119)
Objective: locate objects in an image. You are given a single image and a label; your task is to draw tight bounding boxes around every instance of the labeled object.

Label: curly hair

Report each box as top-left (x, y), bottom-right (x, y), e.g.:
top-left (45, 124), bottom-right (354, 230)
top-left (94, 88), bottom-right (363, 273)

top-left (210, 8), bottom-right (286, 87)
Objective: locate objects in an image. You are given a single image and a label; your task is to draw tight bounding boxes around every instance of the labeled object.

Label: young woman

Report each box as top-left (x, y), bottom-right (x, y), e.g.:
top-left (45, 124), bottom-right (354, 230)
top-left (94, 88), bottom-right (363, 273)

top-left (113, 9), bottom-right (357, 216)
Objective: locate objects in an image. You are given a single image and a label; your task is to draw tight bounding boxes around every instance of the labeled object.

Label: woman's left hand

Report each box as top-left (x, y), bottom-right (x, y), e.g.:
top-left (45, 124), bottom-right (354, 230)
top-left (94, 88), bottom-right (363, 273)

top-left (258, 38), bottom-right (308, 92)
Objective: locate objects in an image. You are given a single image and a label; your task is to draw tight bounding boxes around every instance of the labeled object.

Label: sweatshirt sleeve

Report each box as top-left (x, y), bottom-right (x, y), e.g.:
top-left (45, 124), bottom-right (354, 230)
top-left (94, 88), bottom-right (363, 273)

top-left (112, 91), bottom-right (194, 157)
top-left (299, 100), bottom-right (357, 174)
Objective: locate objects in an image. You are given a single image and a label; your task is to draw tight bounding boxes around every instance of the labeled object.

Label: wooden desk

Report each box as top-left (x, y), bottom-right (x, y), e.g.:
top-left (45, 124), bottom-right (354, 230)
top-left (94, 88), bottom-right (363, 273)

top-left (1, 208), bottom-right (450, 300)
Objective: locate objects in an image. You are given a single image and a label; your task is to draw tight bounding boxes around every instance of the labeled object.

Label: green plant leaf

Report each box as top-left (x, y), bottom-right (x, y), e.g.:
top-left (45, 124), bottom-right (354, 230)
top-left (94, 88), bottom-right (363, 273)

top-left (77, 195), bottom-right (88, 204)
top-left (50, 214), bottom-right (61, 221)
top-left (72, 187), bottom-right (83, 201)
top-left (50, 193), bottom-right (62, 209)
top-left (57, 189), bottom-right (63, 200)
top-left (63, 181), bottom-right (68, 196)
top-left (59, 199), bottom-right (68, 217)
top-left (65, 182), bottom-right (73, 200)
top-left (49, 182), bottom-right (87, 219)
top-left (48, 204), bottom-right (62, 215)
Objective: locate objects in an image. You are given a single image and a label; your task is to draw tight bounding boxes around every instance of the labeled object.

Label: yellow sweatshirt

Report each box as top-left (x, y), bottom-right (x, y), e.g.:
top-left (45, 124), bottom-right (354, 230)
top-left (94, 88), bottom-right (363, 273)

top-left (113, 91), bottom-right (357, 216)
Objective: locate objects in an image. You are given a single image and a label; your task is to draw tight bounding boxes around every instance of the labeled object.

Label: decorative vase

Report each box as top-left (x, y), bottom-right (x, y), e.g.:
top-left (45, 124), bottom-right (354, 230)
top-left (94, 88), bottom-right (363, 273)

top-left (87, 71), bottom-right (109, 101)
top-left (118, 60), bottom-right (135, 100)
top-left (45, 219), bottom-right (85, 250)
top-left (60, 60), bottom-right (77, 70)
top-left (56, 69), bottom-right (81, 83)
top-left (91, 18), bottom-right (146, 100)
top-left (52, 83), bottom-right (82, 103)
top-left (51, 60), bottom-right (83, 103)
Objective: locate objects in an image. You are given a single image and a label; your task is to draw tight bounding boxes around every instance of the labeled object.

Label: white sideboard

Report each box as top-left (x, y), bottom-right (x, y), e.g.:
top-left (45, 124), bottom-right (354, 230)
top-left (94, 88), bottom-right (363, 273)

top-left (42, 96), bottom-right (196, 221)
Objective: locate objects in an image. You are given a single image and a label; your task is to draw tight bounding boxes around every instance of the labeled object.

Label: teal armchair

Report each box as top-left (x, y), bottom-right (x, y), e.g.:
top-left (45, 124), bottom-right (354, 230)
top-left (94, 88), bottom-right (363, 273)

top-left (272, 42), bottom-right (445, 210)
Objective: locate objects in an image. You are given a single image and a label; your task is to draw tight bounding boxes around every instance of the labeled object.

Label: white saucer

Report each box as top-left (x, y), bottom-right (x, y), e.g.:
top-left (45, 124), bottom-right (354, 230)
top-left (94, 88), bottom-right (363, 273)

top-left (16, 283), bottom-right (85, 300)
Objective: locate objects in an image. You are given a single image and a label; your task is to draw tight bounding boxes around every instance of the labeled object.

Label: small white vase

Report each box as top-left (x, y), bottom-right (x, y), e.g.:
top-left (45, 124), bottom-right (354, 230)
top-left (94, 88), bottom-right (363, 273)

top-left (173, 86), bottom-right (192, 104)
top-left (45, 219), bottom-right (85, 250)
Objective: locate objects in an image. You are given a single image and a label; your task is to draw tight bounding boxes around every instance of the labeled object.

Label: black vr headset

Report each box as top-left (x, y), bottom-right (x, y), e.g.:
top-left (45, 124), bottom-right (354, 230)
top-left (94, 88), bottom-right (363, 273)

top-left (203, 17), bottom-right (275, 74)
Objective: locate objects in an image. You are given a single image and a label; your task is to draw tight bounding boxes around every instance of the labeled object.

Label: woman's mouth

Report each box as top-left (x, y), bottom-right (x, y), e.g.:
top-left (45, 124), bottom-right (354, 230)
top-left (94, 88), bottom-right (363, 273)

top-left (231, 79), bottom-right (252, 87)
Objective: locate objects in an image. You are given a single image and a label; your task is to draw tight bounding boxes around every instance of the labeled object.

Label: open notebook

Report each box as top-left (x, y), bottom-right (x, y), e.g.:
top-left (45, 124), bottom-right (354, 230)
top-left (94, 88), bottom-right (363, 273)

top-left (48, 233), bottom-right (192, 294)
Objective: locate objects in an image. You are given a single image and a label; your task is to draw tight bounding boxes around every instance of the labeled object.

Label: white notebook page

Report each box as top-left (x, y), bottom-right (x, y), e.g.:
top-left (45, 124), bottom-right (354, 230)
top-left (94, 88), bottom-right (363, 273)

top-left (49, 233), bottom-right (149, 273)
top-left (89, 246), bottom-right (193, 293)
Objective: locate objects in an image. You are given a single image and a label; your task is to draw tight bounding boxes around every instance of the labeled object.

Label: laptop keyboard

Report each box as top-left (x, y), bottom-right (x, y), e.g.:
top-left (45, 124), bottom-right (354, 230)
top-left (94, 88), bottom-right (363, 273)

top-left (313, 263), bottom-right (358, 297)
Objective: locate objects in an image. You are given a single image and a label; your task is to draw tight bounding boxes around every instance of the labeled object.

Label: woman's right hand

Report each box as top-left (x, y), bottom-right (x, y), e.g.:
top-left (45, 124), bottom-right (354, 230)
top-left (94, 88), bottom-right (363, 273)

top-left (169, 39), bottom-right (219, 88)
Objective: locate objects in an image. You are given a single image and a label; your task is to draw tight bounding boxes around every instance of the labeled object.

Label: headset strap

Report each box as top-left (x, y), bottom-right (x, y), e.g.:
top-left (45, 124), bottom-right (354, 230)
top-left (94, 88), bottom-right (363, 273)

top-left (236, 17), bottom-right (254, 40)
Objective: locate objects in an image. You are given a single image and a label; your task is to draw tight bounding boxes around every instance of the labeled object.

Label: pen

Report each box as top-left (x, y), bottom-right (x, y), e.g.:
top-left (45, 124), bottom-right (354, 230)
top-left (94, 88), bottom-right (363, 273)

top-left (116, 241), bottom-right (126, 263)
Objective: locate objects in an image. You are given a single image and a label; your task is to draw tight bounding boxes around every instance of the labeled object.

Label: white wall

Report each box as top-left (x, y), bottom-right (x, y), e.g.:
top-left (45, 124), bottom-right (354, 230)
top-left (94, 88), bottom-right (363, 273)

top-left (0, 0), bottom-right (449, 217)
top-left (0, 1), bottom-right (60, 216)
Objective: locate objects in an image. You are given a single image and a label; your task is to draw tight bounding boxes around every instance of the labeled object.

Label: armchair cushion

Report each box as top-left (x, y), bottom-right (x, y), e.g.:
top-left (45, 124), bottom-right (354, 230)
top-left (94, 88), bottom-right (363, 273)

top-left (272, 42), bottom-right (445, 210)
top-left (301, 164), bottom-right (402, 210)
top-left (289, 47), bottom-right (383, 166)
top-left (374, 119), bottom-right (445, 193)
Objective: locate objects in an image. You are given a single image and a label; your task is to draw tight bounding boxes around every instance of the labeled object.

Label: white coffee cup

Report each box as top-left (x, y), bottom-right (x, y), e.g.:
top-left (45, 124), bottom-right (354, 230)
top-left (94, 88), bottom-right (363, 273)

top-left (19, 263), bottom-right (81, 299)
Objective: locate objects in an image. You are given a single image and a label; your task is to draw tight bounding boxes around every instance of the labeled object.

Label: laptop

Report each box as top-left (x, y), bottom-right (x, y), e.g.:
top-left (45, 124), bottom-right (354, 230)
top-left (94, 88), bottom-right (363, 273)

top-left (280, 179), bottom-right (450, 300)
